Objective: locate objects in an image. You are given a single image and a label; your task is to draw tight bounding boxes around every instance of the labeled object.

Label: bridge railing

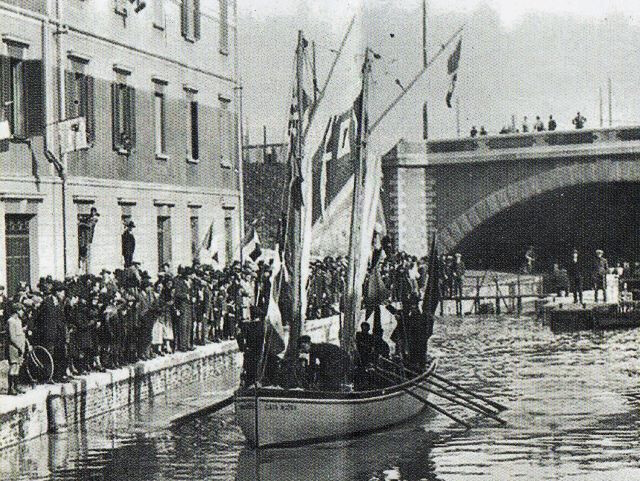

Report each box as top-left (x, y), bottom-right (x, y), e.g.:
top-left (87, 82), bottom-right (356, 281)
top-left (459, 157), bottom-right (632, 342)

top-left (426, 125), bottom-right (640, 155)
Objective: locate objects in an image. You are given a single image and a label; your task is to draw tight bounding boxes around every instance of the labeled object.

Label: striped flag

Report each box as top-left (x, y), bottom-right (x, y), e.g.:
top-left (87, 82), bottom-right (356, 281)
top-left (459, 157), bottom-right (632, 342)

top-left (446, 38), bottom-right (462, 108)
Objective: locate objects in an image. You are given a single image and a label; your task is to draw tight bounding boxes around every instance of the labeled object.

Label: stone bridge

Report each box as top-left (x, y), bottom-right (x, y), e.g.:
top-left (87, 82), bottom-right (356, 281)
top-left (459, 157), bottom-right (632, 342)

top-left (381, 126), bottom-right (640, 269)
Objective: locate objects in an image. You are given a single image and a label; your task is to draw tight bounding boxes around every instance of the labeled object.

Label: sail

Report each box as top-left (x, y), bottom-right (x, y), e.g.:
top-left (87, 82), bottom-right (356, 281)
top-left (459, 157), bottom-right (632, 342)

top-left (342, 51), bottom-right (379, 353)
top-left (279, 11), bottom-right (364, 358)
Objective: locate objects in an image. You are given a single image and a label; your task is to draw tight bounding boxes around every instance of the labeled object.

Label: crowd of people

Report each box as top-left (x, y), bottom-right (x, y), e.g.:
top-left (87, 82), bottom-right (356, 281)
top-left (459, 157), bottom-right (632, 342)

top-left (1, 260), bottom-right (276, 395)
top-left (471, 112), bottom-right (588, 137)
top-left (2, 232), bottom-right (456, 395)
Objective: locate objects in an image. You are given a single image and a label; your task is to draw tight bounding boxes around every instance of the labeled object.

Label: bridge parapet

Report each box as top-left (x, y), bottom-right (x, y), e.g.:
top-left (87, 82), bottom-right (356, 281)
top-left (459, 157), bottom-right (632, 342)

top-left (383, 126), bottom-right (640, 168)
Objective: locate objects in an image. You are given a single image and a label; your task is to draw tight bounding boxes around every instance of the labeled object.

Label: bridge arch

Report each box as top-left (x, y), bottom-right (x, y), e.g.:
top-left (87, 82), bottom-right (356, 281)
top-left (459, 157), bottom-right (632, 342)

top-left (438, 158), bottom-right (640, 256)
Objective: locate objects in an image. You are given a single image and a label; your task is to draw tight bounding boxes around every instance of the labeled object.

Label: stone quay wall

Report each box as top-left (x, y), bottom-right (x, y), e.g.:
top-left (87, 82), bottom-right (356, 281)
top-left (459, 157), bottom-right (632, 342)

top-left (0, 315), bottom-right (349, 450)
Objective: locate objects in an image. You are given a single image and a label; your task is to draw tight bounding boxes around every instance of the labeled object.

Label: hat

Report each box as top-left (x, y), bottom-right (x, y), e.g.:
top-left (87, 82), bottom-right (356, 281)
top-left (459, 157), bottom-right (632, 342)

top-left (126, 220), bottom-right (136, 228)
top-left (100, 269), bottom-right (112, 275)
top-left (297, 335), bottom-right (311, 346)
top-left (596, 249), bottom-right (604, 255)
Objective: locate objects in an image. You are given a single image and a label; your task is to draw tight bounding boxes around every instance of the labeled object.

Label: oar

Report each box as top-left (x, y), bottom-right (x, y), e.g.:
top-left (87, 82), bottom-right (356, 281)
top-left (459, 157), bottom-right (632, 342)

top-left (425, 377), bottom-right (500, 415)
top-left (372, 368), bottom-right (471, 429)
top-left (379, 357), bottom-right (508, 412)
top-left (375, 367), bottom-right (506, 426)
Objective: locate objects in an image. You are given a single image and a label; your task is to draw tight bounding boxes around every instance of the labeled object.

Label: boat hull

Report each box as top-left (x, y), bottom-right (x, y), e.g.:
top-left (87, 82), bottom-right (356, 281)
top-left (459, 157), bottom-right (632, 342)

top-left (235, 362), bottom-right (436, 448)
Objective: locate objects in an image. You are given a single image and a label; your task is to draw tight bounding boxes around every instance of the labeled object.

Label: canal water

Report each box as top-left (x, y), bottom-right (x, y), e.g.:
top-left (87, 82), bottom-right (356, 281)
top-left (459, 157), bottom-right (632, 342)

top-left (2, 315), bottom-right (640, 481)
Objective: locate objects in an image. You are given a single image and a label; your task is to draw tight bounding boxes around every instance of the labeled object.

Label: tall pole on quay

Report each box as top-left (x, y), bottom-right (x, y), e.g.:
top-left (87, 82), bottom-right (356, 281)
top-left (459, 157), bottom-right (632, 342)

top-left (608, 77), bottom-right (612, 127)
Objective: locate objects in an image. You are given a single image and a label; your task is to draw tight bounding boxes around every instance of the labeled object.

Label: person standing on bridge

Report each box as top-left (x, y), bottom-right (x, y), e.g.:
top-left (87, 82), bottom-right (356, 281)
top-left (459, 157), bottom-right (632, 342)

top-left (566, 248), bottom-right (584, 304)
top-left (548, 115), bottom-right (557, 131)
top-left (572, 112), bottom-right (586, 129)
top-left (592, 249), bottom-right (609, 303)
top-left (522, 116), bottom-right (530, 133)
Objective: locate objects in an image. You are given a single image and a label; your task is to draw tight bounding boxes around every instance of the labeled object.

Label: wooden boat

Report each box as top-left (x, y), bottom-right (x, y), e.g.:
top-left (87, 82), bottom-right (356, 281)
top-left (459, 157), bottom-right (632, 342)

top-left (234, 9), bottom-right (456, 448)
top-left (235, 360), bottom-right (437, 447)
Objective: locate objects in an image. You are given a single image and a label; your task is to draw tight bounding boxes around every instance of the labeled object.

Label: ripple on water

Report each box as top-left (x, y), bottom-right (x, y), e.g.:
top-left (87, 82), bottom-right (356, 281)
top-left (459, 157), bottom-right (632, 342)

top-left (2, 315), bottom-right (640, 481)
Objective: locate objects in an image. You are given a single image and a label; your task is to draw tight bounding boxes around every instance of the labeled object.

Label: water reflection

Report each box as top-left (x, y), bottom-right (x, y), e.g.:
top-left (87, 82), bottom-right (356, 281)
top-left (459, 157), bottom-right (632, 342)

top-left (2, 316), bottom-right (640, 481)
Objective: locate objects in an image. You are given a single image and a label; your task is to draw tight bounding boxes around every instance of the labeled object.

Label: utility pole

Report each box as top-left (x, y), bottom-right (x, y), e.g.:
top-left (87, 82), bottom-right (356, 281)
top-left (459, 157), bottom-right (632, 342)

top-left (456, 97), bottom-right (460, 137)
top-left (422, 0), bottom-right (428, 140)
top-left (599, 86), bottom-right (603, 127)
top-left (262, 125), bottom-right (267, 162)
top-left (608, 77), bottom-right (612, 127)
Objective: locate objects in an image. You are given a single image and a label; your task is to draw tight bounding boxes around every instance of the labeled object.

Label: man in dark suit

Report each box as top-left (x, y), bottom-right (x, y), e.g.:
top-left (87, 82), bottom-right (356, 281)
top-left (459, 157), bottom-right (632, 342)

top-left (592, 249), bottom-right (609, 303)
top-left (121, 221), bottom-right (136, 268)
top-left (39, 281), bottom-right (69, 382)
top-left (566, 248), bottom-right (583, 304)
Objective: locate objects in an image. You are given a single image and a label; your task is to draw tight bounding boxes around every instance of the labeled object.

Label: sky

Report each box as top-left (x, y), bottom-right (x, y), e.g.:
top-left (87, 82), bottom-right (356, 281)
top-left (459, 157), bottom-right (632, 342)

top-left (237, 0), bottom-right (640, 154)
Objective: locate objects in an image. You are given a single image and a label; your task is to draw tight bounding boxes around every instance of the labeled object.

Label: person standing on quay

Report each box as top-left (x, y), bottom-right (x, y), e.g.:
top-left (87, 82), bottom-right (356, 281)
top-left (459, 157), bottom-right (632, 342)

top-left (592, 249), bottom-right (609, 303)
top-left (6, 300), bottom-right (27, 395)
top-left (566, 248), bottom-right (583, 304)
top-left (122, 221), bottom-right (136, 268)
top-left (452, 253), bottom-right (466, 316)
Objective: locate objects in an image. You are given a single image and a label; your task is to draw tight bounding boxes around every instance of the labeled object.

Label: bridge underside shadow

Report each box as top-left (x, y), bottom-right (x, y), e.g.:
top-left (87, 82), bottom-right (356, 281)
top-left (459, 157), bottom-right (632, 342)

top-left (455, 182), bottom-right (640, 272)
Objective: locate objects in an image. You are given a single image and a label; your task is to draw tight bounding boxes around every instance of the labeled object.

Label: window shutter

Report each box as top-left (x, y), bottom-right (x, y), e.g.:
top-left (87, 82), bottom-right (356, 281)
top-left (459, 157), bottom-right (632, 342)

top-left (23, 60), bottom-right (44, 138)
top-left (126, 85), bottom-right (136, 148)
top-left (181, 0), bottom-right (188, 38)
top-left (86, 76), bottom-right (95, 144)
top-left (0, 56), bottom-right (9, 151)
top-left (64, 70), bottom-right (75, 119)
top-left (194, 0), bottom-right (201, 40)
top-left (191, 101), bottom-right (199, 160)
top-left (111, 83), bottom-right (120, 150)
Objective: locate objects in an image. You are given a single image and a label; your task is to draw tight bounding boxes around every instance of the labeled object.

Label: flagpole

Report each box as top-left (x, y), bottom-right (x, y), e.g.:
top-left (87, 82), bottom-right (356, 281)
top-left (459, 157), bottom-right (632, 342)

top-left (422, 0), bottom-right (428, 140)
top-left (369, 24), bottom-right (464, 134)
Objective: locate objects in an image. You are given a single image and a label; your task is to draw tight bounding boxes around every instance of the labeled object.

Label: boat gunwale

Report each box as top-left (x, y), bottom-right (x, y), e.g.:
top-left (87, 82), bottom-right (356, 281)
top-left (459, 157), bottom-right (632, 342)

top-left (235, 359), bottom-right (437, 403)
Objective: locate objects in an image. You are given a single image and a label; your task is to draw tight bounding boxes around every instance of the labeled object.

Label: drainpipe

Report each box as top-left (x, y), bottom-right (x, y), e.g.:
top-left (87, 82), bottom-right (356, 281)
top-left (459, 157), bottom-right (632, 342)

top-left (43, 0), bottom-right (68, 278)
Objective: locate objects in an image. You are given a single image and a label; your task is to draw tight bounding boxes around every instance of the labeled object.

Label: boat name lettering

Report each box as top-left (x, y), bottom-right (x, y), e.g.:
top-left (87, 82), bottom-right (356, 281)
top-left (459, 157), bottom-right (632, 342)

top-left (264, 403), bottom-right (297, 411)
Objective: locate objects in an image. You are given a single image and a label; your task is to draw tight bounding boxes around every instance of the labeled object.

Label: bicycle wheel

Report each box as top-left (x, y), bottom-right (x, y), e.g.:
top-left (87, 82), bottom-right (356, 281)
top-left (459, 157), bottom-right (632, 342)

top-left (25, 345), bottom-right (54, 383)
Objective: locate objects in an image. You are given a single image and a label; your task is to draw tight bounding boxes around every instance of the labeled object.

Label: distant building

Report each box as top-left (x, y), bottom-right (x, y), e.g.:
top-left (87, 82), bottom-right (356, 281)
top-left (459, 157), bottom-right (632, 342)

top-left (0, 0), bottom-right (242, 295)
top-left (243, 142), bottom-right (288, 164)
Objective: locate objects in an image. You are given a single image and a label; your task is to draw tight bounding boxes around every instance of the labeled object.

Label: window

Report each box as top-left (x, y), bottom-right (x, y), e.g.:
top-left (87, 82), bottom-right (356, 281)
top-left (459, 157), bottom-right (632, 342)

top-left (181, 0), bottom-right (201, 41)
top-left (185, 90), bottom-right (199, 161)
top-left (111, 73), bottom-right (136, 153)
top-left (154, 92), bottom-right (166, 156)
top-left (219, 0), bottom-right (229, 54)
top-left (190, 216), bottom-right (199, 262)
top-left (224, 215), bottom-right (233, 266)
top-left (66, 66), bottom-right (95, 143)
top-left (153, 0), bottom-right (165, 29)
top-left (157, 216), bottom-right (172, 268)
top-left (1, 43), bottom-right (44, 140)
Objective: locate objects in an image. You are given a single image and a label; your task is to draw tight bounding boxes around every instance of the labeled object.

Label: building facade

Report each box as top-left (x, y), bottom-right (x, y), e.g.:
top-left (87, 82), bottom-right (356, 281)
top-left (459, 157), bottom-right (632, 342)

top-left (0, 0), bottom-right (242, 294)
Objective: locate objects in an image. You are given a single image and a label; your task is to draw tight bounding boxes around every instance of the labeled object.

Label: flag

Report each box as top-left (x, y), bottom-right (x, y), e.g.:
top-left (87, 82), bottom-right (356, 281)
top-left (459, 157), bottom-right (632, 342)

top-left (263, 250), bottom-right (286, 357)
top-left (199, 222), bottom-right (221, 264)
top-left (421, 233), bottom-right (441, 341)
top-left (446, 38), bottom-right (462, 108)
top-left (240, 227), bottom-right (261, 262)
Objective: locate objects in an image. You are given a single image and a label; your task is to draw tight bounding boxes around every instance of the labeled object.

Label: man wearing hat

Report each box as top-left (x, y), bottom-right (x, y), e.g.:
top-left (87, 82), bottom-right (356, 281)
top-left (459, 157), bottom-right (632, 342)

top-left (122, 220), bottom-right (136, 268)
top-left (592, 249), bottom-right (609, 303)
top-left (297, 335), bottom-right (351, 391)
top-left (39, 281), bottom-right (70, 382)
top-left (6, 299), bottom-right (28, 394)
top-left (566, 248), bottom-right (583, 304)
top-left (174, 266), bottom-right (194, 351)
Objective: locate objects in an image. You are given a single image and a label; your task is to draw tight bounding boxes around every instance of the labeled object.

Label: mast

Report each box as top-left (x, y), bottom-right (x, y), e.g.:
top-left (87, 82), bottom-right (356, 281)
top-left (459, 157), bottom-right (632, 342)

top-left (285, 30), bottom-right (307, 358)
top-left (342, 50), bottom-right (371, 353)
